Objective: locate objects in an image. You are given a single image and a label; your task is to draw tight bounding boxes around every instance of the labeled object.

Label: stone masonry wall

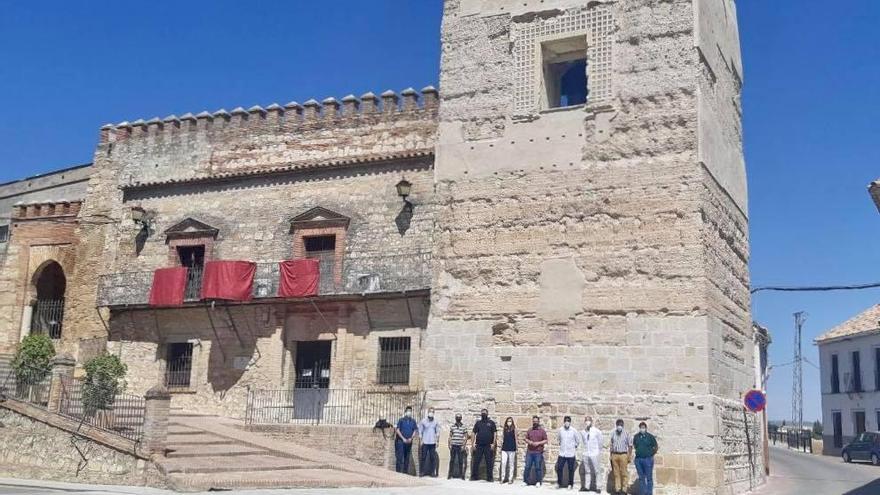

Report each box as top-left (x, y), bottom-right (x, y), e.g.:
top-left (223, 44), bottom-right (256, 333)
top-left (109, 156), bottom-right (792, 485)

top-left (0, 406), bottom-right (164, 487)
top-left (429, 1), bottom-right (758, 494)
top-left (109, 296), bottom-right (428, 417)
top-left (65, 89), bottom-right (438, 362)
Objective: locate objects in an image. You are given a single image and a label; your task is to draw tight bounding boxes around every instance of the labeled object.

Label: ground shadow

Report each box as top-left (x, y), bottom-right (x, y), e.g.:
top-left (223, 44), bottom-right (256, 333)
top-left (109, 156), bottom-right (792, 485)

top-left (844, 478), bottom-right (880, 494)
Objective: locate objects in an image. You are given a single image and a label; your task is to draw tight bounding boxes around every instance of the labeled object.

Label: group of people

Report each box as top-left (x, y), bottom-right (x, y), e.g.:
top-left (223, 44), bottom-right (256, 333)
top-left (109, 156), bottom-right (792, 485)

top-left (394, 407), bottom-right (659, 495)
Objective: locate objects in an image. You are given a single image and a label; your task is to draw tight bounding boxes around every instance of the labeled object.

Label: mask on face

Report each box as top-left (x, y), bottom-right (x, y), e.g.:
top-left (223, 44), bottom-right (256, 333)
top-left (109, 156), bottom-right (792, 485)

top-left (481, 413), bottom-right (488, 421)
top-left (616, 426), bottom-right (623, 433)
top-left (640, 427), bottom-right (647, 434)
top-left (455, 416), bottom-right (462, 424)
top-left (428, 415), bottom-right (434, 420)
top-left (585, 421), bottom-right (592, 428)
top-left (533, 422), bottom-right (540, 429)
top-left (405, 411), bottom-right (412, 418)
top-left (564, 422), bottom-right (571, 428)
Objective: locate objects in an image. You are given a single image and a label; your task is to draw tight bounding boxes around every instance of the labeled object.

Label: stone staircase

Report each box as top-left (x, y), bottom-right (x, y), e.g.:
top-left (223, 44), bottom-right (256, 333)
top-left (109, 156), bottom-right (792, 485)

top-left (161, 413), bottom-right (422, 491)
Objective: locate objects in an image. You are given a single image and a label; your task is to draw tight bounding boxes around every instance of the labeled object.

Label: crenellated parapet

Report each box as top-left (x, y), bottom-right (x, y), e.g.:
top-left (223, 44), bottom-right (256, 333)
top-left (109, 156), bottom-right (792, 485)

top-left (100, 86), bottom-right (439, 145)
top-left (13, 200), bottom-right (82, 220)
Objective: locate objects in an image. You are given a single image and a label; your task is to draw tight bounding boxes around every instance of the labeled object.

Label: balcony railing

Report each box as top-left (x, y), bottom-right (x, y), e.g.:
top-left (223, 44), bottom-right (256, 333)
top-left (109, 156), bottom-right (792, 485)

top-left (96, 252), bottom-right (431, 307)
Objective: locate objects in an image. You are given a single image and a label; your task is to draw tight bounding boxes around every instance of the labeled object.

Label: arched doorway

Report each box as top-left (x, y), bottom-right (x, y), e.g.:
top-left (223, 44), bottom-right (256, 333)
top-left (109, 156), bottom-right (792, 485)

top-left (31, 261), bottom-right (66, 339)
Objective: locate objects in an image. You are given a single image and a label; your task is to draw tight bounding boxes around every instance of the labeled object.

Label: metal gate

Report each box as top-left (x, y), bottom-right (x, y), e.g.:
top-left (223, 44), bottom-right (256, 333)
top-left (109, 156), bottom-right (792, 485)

top-left (293, 341), bottom-right (331, 421)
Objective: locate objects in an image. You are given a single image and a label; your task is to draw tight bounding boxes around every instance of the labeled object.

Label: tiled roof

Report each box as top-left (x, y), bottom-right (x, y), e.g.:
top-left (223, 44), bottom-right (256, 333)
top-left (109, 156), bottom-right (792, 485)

top-left (815, 303), bottom-right (880, 343)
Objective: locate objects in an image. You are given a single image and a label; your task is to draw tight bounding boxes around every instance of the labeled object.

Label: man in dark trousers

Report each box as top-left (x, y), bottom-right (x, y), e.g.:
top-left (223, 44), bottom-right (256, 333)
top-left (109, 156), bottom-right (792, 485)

top-left (633, 421), bottom-right (659, 495)
top-left (394, 406), bottom-right (418, 474)
top-left (471, 408), bottom-right (498, 481)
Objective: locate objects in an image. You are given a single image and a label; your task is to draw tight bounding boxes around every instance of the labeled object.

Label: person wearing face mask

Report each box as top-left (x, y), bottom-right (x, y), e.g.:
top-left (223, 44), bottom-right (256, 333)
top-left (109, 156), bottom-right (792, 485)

top-left (556, 415), bottom-right (581, 489)
top-left (418, 408), bottom-right (441, 477)
top-left (448, 413), bottom-right (470, 479)
top-left (632, 422), bottom-right (658, 495)
top-left (524, 415), bottom-right (548, 486)
top-left (471, 409), bottom-right (498, 482)
top-left (394, 406), bottom-right (419, 474)
top-left (579, 416), bottom-right (604, 493)
top-left (499, 417), bottom-right (518, 484)
top-left (609, 419), bottom-right (632, 495)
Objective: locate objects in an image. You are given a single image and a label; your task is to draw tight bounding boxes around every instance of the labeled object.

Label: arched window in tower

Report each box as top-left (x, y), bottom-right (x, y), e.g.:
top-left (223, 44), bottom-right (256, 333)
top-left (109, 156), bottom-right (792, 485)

top-left (31, 261), bottom-right (66, 339)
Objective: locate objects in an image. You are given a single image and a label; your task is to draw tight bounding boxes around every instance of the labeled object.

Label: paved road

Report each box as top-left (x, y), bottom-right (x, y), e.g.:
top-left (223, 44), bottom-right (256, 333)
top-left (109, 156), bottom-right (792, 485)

top-left (754, 445), bottom-right (880, 495)
top-left (2, 447), bottom-right (879, 494)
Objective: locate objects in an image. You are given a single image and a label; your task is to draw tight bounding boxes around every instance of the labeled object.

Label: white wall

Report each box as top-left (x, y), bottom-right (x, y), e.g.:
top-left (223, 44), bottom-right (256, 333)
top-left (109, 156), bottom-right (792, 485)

top-left (818, 332), bottom-right (880, 454)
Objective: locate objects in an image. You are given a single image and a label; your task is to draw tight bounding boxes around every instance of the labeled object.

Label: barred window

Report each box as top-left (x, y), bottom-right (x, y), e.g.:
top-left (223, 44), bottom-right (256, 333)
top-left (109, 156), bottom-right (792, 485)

top-left (0, 225), bottom-right (8, 243)
top-left (378, 337), bottom-right (411, 385)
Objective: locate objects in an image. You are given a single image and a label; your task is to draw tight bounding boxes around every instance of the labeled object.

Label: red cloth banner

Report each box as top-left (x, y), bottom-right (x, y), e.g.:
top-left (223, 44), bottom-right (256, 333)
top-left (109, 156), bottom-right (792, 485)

top-left (200, 261), bottom-right (256, 301)
top-left (278, 259), bottom-right (320, 298)
top-left (148, 267), bottom-right (188, 307)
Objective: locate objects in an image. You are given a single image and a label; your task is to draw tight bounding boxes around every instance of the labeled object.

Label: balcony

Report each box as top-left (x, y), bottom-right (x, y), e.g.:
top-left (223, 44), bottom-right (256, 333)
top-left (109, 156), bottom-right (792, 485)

top-left (96, 252), bottom-right (432, 307)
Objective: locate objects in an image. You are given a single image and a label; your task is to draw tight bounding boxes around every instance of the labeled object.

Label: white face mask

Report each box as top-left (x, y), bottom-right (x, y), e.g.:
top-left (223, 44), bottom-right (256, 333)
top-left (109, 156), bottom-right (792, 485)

top-left (640, 428), bottom-right (647, 434)
top-left (616, 426), bottom-right (623, 433)
top-left (564, 422), bottom-right (571, 428)
top-left (585, 422), bottom-right (592, 428)
top-left (405, 411), bottom-right (412, 417)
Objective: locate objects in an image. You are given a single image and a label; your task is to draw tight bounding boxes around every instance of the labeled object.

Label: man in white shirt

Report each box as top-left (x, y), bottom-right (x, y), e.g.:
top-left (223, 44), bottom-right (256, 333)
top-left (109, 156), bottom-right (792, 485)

top-left (557, 416), bottom-right (581, 489)
top-left (579, 416), bottom-right (604, 493)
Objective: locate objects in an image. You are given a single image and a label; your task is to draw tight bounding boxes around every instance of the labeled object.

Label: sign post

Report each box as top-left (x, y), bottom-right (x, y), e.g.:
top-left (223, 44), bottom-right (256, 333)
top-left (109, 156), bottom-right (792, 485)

top-left (744, 389), bottom-right (767, 413)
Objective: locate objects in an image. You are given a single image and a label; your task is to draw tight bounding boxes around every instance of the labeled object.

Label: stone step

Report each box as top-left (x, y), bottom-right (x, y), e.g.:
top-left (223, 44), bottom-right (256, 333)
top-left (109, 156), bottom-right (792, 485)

top-left (167, 468), bottom-right (394, 491)
top-left (166, 432), bottom-right (233, 445)
top-left (166, 443), bottom-right (268, 458)
top-left (161, 454), bottom-right (323, 474)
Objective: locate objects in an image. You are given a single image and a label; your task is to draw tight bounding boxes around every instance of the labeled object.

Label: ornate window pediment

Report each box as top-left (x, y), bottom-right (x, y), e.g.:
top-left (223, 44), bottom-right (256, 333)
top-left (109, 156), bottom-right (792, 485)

top-left (289, 207), bottom-right (350, 233)
top-left (164, 218), bottom-right (219, 241)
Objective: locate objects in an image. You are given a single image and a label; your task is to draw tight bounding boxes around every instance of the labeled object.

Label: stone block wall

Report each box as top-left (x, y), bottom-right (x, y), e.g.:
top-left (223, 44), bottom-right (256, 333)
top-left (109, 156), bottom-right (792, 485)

top-left (429, 0), bottom-right (759, 493)
top-left (0, 405), bottom-right (164, 487)
top-left (248, 424), bottom-right (394, 468)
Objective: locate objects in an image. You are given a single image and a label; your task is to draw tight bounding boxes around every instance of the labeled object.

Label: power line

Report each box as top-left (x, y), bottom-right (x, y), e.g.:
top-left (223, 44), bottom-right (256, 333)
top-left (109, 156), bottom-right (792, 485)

top-left (752, 282), bottom-right (880, 294)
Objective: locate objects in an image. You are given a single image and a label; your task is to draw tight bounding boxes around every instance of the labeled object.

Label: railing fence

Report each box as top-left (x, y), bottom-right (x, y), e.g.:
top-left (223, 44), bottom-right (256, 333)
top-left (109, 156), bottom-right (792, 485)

top-left (769, 429), bottom-right (814, 453)
top-left (0, 363), bottom-right (51, 407)
top-left (246, 388), bottom-right (424, 426)
top-left (58, 375), bottom-right (145, 442)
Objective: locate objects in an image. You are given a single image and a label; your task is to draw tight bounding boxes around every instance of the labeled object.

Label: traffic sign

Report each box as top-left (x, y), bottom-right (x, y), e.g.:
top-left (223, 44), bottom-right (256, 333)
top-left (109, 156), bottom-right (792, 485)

top-left (744, 389), bottom-right (767, 413)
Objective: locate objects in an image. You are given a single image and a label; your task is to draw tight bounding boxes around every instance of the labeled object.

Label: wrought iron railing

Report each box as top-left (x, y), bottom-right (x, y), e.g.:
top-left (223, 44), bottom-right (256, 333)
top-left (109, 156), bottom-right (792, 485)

top-left (377, 337), bottom-right (411, 385)
top-left (0, 363), bottom-right (51, 408)
top-left (164, 348), bottom-right (193, 390)
top-left (58, 375), bottom-right (145, 442)
top-left (96, 252), bottom-right (432, 307)
top-left (245, 388), bottom-right (424, 426)
top-left (183, 266), bottom-right (204, 301)
top-left (31, 298), bottom-right (65, 339)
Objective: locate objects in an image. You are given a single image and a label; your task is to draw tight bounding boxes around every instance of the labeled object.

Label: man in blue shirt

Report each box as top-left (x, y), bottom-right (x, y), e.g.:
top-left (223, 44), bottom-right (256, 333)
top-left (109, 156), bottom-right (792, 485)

top-left (395, 406), bottom-right (419, 474)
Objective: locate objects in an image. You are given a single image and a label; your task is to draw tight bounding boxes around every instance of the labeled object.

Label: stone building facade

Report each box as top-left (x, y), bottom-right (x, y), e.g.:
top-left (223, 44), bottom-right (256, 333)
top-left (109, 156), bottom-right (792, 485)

top-left (0, 1), bottom-right (760, 493)
top-left (0, 164), bottom-right (92, 354)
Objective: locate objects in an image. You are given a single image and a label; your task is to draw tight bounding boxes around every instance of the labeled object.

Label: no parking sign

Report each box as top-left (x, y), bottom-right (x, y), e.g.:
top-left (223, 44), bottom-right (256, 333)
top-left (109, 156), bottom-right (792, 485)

top-left (744, 389), bottom-right (767, 413)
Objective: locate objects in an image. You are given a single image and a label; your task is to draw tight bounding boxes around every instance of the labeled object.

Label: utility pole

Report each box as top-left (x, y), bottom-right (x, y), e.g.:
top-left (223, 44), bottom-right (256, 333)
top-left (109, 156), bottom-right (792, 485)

top-left (792, 312), bottom-right (806, 430)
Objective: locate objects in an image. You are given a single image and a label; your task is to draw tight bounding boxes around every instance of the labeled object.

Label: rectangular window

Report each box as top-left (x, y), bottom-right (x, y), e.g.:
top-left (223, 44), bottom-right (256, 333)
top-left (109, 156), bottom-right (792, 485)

top-left (855, 411), bottom-right (867, 436)
top-left (876, 411), bottom-right (880, 433)
top-left (377, 337), bottom-right (411, 385)
top-left (875, 348), bottom-right (880, 391)
top-left (165, 342), bottom-right (193, 389)
top-left (833, 411), bottom-right (843, 448)
top-left (0, 225), bottom-right (8, 243)
top-left (177, 245), bottom-right (205, 300)
top-left (853, 351), bottom-right (863, 392)
top-left (541, 36), bottom-right (588, 109)
top-left (305, 235), bottom-right (336, 293)
top-left (831, 354), bottom-right (840, 394)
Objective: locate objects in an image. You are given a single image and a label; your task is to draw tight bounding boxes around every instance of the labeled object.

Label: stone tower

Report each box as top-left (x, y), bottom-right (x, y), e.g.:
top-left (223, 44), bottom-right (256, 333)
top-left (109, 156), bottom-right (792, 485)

top-left (427, 0), bottom-right (759, 493)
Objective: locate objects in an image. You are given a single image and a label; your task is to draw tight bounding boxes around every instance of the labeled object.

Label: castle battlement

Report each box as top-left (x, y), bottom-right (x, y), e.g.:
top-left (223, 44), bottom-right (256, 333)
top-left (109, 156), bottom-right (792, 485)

top-left (100, 86), bottom-right (438, 145)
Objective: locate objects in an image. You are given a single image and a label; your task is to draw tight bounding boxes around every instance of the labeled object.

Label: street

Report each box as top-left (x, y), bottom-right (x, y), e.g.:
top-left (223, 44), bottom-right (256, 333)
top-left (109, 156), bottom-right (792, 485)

top-left (1, 446), bottom-right (879, 494)
top-left (754, 445), bottom-right (880, 495)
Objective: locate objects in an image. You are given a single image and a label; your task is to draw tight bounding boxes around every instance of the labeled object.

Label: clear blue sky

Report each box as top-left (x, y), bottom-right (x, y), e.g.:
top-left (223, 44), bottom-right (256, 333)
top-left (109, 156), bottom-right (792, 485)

top-left (2, 1), bottom-right (879, 423)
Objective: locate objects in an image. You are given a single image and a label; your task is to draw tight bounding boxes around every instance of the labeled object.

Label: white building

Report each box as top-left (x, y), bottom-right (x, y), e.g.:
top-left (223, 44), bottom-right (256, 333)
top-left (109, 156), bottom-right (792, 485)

top-left (816, 305), bottom-right (880, 455)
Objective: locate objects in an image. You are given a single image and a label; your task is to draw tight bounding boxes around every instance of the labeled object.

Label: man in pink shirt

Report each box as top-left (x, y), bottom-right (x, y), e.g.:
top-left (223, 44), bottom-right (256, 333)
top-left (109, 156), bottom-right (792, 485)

top-left (524, 415), bottom-right (549, 486)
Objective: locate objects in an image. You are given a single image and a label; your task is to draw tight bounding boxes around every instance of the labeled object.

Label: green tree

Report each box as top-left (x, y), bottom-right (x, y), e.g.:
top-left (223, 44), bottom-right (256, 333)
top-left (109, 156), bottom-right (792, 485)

top-left (812, 420), bottom-right (823, 438)
top-left (11, 334), bottom-right (55, 382)
top-left (81, 354), bottom-right (127, 416)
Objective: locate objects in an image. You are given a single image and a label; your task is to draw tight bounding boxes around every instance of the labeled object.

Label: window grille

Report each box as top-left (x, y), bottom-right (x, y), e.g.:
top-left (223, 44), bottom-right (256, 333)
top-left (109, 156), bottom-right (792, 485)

top-left (165, 342), bottom-right (193, 389)
top-left (0, 225), bottom-right (8, 243)
top-left (31, 299), bottom-right (64, 339)
top-left (378, 337), bottom-right (411, 385)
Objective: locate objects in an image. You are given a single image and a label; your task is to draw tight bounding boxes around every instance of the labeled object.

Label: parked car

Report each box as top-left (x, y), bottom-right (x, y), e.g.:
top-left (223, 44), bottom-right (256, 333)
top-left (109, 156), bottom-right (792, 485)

top-left (842, 432), bottom-right (880, 465)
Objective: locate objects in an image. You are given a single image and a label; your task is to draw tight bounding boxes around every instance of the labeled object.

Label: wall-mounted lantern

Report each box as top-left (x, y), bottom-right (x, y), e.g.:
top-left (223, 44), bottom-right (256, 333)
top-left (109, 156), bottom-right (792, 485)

top-left (395, 179), bottom-right (412, 200)
top-left (394, 179), bottom-right (414, 236)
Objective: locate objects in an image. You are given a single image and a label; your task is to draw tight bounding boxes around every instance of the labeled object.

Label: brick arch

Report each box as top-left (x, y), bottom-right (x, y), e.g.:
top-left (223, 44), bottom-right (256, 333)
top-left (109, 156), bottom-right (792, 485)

top-left (30, 259), bottom-right (67, 300)
top-left (25, 245), bottom-right (76, 301)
